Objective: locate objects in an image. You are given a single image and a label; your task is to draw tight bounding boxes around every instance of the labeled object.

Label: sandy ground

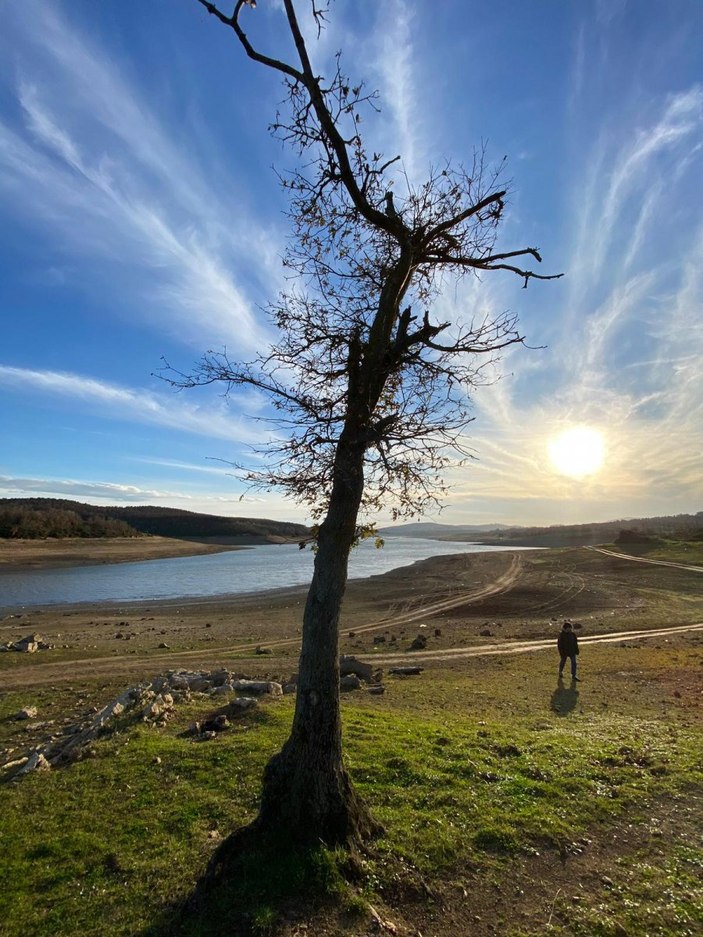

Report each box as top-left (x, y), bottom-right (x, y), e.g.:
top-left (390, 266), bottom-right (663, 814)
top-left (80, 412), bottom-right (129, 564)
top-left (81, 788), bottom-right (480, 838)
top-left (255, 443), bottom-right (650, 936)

top-left (0, 536), bottom-right (247, 569)
top-left (1, 545), bottom-right (701, 690)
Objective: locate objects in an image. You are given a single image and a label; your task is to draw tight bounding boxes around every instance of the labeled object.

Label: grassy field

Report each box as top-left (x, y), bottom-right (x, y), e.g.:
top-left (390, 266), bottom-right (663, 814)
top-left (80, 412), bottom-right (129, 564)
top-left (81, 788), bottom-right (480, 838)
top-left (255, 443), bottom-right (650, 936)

top-left (1, 544), bottom-right (702, 936)
top-left (1, 640), bottom-right (701, 937)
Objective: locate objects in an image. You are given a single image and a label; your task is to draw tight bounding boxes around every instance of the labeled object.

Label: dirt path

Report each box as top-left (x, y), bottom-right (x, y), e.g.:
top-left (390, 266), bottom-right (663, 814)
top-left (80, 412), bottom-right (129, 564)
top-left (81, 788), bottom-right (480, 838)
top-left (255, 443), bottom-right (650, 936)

top-left (374, 621), bottom-right (703, 666)
top-left (589, 545), bottom-right (703, 573)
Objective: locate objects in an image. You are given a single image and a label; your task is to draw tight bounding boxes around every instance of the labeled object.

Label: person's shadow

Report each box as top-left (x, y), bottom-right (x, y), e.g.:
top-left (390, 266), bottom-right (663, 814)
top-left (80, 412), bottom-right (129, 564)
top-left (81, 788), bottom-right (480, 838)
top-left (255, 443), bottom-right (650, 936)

top-left (550, 677), bottom-right (579, 715)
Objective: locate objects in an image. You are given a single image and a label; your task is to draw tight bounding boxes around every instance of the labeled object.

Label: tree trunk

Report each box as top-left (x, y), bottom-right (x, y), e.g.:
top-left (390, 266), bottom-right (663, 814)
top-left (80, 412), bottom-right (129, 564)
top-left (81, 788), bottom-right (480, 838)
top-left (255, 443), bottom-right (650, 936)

top-left (255, 430), bottom-right (381, 848)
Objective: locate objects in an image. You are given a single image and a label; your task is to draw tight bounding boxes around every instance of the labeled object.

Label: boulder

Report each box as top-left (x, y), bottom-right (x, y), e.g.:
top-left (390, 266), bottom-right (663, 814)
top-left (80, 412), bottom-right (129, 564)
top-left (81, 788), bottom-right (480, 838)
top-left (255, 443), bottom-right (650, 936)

top-left (409, 634), bottom-right (427, 651)
top-left (389, 666), bottom-right (424, 676)
top-left (340, 674), bottom-right (362, 691)
top-left (368, 685), bottom-right (385, 695)
top-left (188, 677), bottom-right (213, 693)
top-left (339, 655), bottom-right (373, 682)
top-left (231, 679), bottom-right (282, 696)
top-left (209, 684), bottom-right (237, 697)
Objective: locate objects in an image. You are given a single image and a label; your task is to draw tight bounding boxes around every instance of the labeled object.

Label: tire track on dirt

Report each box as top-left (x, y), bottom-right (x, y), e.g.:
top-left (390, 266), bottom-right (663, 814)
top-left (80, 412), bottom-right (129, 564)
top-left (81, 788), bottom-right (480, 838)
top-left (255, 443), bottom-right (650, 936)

top-left (589, 547), bottom-right (703, 573)
top-left (373, 622), bottom-right (703, 666)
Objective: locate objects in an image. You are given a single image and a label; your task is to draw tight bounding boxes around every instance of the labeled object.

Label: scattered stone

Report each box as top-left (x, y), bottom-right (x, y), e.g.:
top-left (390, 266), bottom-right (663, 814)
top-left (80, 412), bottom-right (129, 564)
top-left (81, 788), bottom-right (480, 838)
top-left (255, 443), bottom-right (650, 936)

top-left (18, 751), bottom-right (51, 775)
top-left (409, 634), bottom-right (427, 651)
top-left (15, 706), bottom-right (38, 721)
top-left (9, 633), bottom-right (54, 653)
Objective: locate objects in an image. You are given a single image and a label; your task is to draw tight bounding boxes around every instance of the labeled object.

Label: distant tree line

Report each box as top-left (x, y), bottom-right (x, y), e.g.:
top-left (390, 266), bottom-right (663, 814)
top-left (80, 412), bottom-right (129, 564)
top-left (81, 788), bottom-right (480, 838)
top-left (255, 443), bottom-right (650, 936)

top-left (0, 498), bottom-right (309, 541)
top-left (0, 506), bottom-right (139, 539)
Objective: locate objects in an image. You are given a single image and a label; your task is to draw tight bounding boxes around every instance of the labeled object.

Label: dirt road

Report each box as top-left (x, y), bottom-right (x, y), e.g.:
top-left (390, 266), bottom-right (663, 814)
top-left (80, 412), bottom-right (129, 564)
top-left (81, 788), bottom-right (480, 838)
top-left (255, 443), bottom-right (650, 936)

top-left (589, 546), bottom-right (703, 573)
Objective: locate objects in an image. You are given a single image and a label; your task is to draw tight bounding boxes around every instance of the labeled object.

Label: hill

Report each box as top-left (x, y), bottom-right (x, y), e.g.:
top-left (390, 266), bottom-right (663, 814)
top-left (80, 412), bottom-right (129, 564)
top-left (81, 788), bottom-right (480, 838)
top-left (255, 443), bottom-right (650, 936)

top-left (380, 512), bottom-right (703, 547)
top-left (377, 521), bottom-right (514, 539)
top-left (0, 498), bottom-right (309, 543)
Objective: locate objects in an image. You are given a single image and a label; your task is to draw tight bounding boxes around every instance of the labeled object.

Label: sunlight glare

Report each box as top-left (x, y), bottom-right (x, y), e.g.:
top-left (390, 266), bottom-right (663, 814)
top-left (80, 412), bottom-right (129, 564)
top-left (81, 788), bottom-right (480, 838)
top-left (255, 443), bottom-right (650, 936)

top-left (548, 426), bottom-right (605, 479)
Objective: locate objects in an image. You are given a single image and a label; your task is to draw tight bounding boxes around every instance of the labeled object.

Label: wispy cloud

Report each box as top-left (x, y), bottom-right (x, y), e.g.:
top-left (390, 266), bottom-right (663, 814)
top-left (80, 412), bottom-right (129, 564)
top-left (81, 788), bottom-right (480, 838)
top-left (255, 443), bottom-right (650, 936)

top-left (0, 2), bottom-right (279, 356)
top-left (0, 475), bottom-right (187, 502)
top-left (439, 76), bottom-right (703, 523)
top-left (0, 365), bottom-right (268, 444)
top-left (368, 0), bottom-right (422, 184)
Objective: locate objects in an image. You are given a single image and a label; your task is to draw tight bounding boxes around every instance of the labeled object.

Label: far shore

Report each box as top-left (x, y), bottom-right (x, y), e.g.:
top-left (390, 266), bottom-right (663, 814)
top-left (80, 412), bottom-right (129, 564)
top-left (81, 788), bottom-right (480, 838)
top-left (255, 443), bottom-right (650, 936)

top-left (0, 536), bottom-right (264, 571)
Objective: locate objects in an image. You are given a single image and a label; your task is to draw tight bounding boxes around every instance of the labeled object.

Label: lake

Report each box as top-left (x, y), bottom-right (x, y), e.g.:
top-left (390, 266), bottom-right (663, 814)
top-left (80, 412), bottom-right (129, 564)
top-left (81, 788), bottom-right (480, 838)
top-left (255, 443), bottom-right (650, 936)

top-left (0, 538), bottom-right (524, 610)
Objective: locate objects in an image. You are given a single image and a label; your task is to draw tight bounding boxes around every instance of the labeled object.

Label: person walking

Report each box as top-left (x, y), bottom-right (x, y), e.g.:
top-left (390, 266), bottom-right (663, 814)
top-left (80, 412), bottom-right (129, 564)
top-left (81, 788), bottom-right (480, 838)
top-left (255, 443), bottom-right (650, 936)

top-left (557, 621), bottom-right (580, 681)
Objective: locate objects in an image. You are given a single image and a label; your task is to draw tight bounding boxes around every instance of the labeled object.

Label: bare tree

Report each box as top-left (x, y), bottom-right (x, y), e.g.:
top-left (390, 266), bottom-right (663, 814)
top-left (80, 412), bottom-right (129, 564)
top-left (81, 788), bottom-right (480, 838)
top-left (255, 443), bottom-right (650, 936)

top-left (177, 0), bottom-right (560, 860)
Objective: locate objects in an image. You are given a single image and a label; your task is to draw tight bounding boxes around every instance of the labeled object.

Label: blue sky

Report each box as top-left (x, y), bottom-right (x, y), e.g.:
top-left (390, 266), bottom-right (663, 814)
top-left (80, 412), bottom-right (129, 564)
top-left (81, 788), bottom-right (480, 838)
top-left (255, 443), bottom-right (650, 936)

top-left (1, 0), bottom-right (701, 527)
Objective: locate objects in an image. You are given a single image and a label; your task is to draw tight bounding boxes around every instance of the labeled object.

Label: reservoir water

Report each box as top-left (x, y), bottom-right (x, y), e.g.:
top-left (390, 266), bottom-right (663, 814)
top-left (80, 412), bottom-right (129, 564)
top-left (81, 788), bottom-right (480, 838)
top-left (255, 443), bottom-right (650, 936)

top-left (0, 538), bottom-right (522, 610)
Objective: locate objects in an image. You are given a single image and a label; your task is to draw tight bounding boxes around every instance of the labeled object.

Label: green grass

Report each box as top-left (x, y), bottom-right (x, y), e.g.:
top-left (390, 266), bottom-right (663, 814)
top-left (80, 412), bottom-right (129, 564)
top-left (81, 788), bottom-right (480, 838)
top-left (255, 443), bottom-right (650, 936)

top-left (1, 642), bottom-right (702, 937)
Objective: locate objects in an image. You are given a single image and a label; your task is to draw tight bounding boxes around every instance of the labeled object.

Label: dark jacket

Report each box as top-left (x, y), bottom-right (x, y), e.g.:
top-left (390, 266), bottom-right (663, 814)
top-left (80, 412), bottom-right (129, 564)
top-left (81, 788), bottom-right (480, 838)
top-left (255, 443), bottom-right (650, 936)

top-left (558, 628), bottom-right (579, 656)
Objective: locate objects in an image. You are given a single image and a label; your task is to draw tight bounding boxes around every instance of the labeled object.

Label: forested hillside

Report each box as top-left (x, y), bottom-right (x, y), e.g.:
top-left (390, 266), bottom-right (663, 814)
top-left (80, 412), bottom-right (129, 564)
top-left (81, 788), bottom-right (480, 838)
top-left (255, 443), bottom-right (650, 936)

top-left (0, 498), bottom-right (309, 541)
top-left (471, 512), bottom-right (703, 547)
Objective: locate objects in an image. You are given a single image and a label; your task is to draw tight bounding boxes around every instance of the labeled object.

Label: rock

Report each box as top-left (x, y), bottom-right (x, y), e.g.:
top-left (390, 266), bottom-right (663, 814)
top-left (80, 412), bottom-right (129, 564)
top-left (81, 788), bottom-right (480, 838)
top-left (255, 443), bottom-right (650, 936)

top-left (373, 635), bottom-right (386, 645)
top-left (158, 642), bottom-right (170, 649)
top-left (188, 677), bottom-right (213, 693)
top-left (255, 645), bottom-right (273, 655)
top-left (13, 634), bottom-right (40, 653)
top-left (389, 666), bottom-right (424, 676)
top-left (368, 685), bottom-right (385, 695)
top-left (282, 683), bottom-right (297, 695)
top-left (434, 628), bottom-right (442, 637)
top-left (480, 629), bottom-right (494, 637)
top-left (231, 679), bottom-right (282, 696)
top-left (209, 684), bottom-right (237, 697)
top-left (201, 714), bottom-right (229, 733)
top-left (409, 634), bottom-right (427, 651)
top-left (339, 656), bottom-right (373, 682)
top-left (226, 697), bottom-right (258, 713)
top-left (16, 706), bottom-right (38, 720)
top-left (168, 672), bottom-right (191, 691)
top-left (142, 693), bottom-right (173, 720)
top-left (211, 670), bottom-right (232, 686)
top-left (17, 751), bottom-right (52, 775)
top-left (340, 674), bottom-right (362, 690)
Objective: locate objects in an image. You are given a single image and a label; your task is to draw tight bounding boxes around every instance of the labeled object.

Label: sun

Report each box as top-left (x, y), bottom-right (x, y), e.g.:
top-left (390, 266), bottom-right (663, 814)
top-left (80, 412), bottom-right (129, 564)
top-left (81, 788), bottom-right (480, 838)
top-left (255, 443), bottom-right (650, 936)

top-left (548, 426), bottom-right (605, 479)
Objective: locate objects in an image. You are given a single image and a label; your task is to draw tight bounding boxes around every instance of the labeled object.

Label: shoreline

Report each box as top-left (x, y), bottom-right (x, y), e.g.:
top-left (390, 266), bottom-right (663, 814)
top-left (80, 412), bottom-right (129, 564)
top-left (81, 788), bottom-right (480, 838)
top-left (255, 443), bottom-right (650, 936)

top-left (0, 536), bottom-right (264, 572)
